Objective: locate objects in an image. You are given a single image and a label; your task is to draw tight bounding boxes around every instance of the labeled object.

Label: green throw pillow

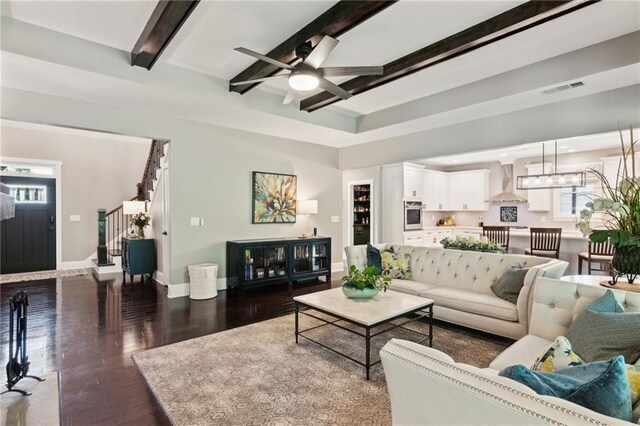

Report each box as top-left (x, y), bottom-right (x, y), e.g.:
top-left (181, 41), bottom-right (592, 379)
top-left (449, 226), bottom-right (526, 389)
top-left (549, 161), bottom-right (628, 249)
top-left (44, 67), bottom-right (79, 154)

top-left (566, 290), bottom-right (640, 364)
top-left (491, 266), bottom-right (529, 304)
top-left (380, 251), bottom-right (412, 280)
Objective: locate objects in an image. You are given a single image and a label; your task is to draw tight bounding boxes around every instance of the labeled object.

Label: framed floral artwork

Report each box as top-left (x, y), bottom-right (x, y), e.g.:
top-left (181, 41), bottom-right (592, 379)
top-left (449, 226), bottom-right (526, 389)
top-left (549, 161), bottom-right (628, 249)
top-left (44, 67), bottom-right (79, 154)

top-left (252, 171), bottom-right (297, 223)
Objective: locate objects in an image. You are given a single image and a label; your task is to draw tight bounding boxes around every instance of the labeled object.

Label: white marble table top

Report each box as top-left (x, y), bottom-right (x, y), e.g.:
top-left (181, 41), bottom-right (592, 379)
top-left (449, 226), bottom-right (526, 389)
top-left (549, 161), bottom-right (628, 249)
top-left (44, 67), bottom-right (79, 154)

top-left (294, 288), bottom-right (434, 327)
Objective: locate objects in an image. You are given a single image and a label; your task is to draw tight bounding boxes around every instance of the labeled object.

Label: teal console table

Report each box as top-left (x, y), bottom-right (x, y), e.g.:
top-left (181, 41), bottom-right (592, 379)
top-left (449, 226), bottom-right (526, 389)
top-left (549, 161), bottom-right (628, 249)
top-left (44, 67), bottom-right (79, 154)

top-left (122, 238), bottom-right (156, 283)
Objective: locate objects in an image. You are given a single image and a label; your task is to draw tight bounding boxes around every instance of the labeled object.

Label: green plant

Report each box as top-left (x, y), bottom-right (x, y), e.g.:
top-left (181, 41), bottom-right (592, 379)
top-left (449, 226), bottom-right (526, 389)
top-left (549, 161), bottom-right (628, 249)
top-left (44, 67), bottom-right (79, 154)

top-left (577, 126), bottom-right (640, 247)
top-left (341, 265), bottom-right (391, 292)
top-left (130, 212), bottom-right (151, 229)
top-left (440, 236), bottom-right (503, 252)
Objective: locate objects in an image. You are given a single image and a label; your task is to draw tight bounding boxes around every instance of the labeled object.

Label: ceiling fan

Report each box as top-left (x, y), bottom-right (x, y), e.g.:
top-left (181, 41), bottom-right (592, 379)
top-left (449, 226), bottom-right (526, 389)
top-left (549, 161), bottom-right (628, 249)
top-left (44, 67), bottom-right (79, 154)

top-left (231, 35), bottom-right (383, 105)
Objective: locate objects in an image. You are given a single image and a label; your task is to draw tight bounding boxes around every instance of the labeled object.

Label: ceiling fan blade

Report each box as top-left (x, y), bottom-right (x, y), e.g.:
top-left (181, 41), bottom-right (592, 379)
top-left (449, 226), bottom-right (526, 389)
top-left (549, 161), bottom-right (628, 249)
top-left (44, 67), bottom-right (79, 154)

top-left (304, 35), bottom-right (339, 69)
top-left (320, 66), bottom-right (383, 77)
top-left (283, 89), bottom-right (296, 105)
top-left (318, 77), bottom-right (352, 101)
top-left (230, 72), bottom-right (290, 86)
top-left (234, 47), bottom-right (294, 70)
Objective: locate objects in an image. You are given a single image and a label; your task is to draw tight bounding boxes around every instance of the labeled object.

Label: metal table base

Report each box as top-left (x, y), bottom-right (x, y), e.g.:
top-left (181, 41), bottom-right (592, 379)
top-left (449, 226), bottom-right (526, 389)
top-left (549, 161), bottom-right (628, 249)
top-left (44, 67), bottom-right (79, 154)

top-left (294, 301), bottom-right (433, 380)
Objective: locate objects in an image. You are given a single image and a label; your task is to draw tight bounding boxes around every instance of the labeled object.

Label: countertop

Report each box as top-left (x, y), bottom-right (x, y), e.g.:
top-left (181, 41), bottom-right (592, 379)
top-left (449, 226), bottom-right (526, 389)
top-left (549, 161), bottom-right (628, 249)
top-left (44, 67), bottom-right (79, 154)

top-left (417, 226), bottom-right (586, 240)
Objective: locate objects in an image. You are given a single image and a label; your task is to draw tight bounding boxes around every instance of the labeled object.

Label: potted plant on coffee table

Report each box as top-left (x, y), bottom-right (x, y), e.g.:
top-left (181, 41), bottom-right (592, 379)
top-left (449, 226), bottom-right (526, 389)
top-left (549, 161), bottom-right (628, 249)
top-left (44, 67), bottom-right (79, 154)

top-left (341, 265), bottom-right (391, 299)
top-left (577, 126), bottom-right (640, 284)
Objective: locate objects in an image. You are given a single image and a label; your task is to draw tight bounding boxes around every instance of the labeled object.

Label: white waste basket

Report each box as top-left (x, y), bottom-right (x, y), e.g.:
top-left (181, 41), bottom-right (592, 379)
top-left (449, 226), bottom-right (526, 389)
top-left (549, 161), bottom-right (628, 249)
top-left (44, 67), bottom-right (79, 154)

top-left (188, 263), bottom-right (218, 300)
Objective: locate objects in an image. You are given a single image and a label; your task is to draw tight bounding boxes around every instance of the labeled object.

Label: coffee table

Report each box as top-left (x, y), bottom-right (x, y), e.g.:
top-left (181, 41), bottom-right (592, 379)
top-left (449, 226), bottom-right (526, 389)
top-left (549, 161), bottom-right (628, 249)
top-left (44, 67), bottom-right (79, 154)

top-left (293, 288), bottom-right (434, 380)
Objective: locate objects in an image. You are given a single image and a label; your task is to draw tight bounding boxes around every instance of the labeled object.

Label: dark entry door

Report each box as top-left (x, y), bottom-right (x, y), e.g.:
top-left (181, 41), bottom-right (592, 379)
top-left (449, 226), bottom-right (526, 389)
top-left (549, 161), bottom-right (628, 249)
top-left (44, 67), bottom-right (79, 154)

top-left (1, 176), bottom-right (56, 274)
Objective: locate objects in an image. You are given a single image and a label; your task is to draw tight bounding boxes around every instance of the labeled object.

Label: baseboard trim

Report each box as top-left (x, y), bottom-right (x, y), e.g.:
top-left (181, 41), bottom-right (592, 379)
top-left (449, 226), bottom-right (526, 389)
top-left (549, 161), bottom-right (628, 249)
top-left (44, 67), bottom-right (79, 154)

top-left (331, 262), bottom-right (344, 273)
top-left (61, 260), bottom-right (92, 270)
top-left (167, 278), bottom-right (228, 299)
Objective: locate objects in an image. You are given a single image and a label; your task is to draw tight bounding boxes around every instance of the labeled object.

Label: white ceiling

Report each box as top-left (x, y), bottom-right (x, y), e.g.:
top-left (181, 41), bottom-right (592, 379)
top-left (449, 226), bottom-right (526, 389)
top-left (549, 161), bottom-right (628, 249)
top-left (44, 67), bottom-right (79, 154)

top-left (0, 0), bottom-right (638, 150)
top-left (418, 129), bottom-right (640, 167)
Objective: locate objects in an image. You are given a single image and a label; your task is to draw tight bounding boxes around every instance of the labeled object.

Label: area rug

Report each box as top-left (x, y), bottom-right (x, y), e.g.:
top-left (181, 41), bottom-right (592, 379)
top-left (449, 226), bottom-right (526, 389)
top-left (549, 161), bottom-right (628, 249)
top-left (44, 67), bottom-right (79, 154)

top-left (133, 313), bottom-right (510, 425)
top-left (1, 371), bottom-right (60, 426)
top-left (0, 269), bottom-right (87, 284)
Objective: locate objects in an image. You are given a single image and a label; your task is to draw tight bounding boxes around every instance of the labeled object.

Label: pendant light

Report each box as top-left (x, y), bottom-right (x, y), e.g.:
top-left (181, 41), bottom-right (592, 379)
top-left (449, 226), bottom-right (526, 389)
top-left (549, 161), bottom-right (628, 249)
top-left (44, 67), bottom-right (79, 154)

top-left (516, 141), bottom-right (586, 190)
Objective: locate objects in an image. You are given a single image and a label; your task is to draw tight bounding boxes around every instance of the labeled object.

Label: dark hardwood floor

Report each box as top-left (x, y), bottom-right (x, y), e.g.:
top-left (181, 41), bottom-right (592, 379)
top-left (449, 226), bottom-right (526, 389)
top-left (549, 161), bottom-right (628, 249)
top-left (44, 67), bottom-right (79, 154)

top-left (0, 273), bottom-right (339, 425)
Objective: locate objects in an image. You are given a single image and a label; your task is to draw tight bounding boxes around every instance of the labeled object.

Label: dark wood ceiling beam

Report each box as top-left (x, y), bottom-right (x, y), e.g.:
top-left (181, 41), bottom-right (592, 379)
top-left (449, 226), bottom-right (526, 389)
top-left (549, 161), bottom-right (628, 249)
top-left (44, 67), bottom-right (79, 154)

top-left (131, 0), bottom-right (200, 70)
top-left (300, 0), bottom-right (600, 112)
top-left (229, 0), bottom-right (397, 94)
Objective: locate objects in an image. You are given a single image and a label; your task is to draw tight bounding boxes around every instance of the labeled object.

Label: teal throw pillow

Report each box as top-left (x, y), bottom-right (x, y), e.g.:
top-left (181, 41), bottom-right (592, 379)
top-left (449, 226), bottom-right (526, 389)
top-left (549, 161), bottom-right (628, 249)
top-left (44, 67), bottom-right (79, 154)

top-left (366, 243), bottom-right (382, 273)
top-left (565, 290), bottom-right (640, 364)
top-left (490, 267), bottom-right (529, 304)
top-left (499, 356), bottom-right (632, 421)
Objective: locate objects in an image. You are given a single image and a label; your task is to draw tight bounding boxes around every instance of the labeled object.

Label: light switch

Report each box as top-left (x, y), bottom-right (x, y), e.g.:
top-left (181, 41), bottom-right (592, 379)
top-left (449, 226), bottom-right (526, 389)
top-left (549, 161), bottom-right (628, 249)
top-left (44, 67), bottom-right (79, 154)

top-left (199, 218), bottom-right (205, 226)
top-left (540, 216), bottom-right (547, 222)
top-left (331, 216), bottom-right (339, 223)
top-left (190, 217), bottom-right (200, 226)
top-left (70, 215), bottom-right (81, 222)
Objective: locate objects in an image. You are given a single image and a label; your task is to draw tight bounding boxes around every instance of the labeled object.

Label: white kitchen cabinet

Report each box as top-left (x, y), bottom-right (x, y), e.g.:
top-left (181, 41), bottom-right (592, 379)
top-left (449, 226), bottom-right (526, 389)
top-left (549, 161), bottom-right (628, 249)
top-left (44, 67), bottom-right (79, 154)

top-left (525, 164), bottom-right (552, 211)
top-left (447, 170), bottom-right (489, 211)
top-left (403, 166), bottom-right (424, 199)
top-left (403, 231), bottom-right (423, 246)
top-left (602, 155), bottom-right (640, 189)
top-left (453, 228), bottom-right (482, 240)
top-left (422, 229), bottom-right (453, 247)
top-left (423, 170), bottom-right (449, 211)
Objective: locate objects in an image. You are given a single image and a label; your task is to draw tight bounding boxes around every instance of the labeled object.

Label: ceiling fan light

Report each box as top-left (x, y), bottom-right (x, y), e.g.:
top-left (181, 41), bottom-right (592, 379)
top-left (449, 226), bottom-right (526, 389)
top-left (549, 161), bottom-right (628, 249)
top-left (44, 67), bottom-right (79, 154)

top-left (289, 73), bottom-right (319, 91)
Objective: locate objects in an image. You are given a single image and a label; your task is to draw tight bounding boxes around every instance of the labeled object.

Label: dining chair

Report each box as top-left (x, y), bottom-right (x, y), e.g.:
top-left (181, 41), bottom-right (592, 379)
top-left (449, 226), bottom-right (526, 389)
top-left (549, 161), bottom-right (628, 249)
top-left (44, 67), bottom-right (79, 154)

top-left (578, 239), bottom-right (615, 275)
top-left (482, 226), bottom-right (510, 252)
top-left (525, 227), bottom-right (562, 259)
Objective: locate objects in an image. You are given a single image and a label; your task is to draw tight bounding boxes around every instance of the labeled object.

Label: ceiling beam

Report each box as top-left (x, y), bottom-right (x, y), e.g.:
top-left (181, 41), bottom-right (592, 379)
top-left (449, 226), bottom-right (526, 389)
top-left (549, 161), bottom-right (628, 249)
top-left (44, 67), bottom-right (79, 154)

top-left (229, 0), bottom-right (397, 95)
top-left (300, 0), bottom-right (600, 112)
top-left (131, 0), bottom-right (200, 70)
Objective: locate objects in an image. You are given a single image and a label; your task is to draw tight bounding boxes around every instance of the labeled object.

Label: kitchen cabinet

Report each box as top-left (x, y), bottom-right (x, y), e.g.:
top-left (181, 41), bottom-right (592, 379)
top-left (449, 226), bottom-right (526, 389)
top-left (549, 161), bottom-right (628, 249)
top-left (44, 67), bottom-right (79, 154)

top-left (447, 170), bottom-right (489, 211)
top-left (423, 170), bottom-right (449, 211)
top-left (602, 155), bottom-right (640, 189)
top-left (525, 164), bottom-right (552, 211)
top-left (422, 229), bottom-right (453, 247)
top-left (403, 231), bottom-right (423, 246)
top-left (403, 166), bottom-right (424, 199)
top-left (453, 228), bottom-right (482, 240)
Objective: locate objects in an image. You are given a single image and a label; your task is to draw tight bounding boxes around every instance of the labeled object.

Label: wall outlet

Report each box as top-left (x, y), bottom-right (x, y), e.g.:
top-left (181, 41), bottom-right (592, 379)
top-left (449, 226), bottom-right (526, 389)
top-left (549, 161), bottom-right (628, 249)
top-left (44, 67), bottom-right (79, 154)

top-left (540, 216), bottom-right (547, 222)
top-left (190, 217), bottom-right (200, 226)
top-left (331, 216), bottom-right (339, 223)
top-left (69, 215), bottom-right (80, 222)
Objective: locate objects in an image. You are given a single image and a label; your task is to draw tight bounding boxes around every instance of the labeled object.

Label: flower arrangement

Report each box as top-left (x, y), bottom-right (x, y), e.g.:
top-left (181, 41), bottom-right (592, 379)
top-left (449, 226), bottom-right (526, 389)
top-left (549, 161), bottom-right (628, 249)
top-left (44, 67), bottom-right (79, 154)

top-left (342, 265), bottom-right (391, 294)
top-left (130, 212), bottom-right (151, 238)
top-left (577, 126), bottom-right (639, 248)
top-left (440, 236), bottom-right (503, 252)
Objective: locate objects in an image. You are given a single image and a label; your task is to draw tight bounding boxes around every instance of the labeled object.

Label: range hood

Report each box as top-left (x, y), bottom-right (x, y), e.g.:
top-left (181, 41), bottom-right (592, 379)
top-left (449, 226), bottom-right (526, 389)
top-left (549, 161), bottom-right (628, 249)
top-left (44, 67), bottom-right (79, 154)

top-left (488, 164), bottom-right (527, 203)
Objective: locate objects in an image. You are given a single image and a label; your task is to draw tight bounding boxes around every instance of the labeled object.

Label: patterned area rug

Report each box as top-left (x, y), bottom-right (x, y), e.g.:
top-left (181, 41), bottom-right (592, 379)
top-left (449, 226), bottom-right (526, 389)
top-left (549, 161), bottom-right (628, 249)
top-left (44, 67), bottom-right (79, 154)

top-left (133, 313), bottom-right (511, 426)
top-left (0, 269), bottom-right (88, 284)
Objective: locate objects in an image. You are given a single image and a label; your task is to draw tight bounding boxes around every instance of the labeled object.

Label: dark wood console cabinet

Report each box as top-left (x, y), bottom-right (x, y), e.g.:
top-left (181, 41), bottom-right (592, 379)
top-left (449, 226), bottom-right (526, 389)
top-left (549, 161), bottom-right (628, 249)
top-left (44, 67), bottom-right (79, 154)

top-left (227, 237), bottom-right (331, 289)
top-left (122, 237), bottom-right (156, 283)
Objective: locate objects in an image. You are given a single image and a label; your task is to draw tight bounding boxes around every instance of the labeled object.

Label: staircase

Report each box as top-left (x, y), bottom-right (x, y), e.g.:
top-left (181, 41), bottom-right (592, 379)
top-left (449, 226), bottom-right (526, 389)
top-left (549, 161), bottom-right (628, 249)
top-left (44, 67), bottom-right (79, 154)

top-left (92, 139), bottom-right (169, 275)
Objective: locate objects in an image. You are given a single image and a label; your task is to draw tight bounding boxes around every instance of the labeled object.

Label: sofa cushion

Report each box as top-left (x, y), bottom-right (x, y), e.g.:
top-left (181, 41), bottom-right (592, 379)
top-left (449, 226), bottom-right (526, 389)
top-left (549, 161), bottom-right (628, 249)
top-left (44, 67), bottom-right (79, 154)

top-left (532, 336), bottom-right (583, 372)
top-left (389, 280), bottom-right (439, 296)
top-left (420, 287), bottom-right (518, 322)
top-left (566, 290), bottom-right (640, 364)
top-left (499, 356), bottom-right (633, 422)
top-left (490, 266), bottom-right (529, 304)
top-left (490, 335), bottom-right (552, 371)
top-left (381, 251), bottom-right (413, 280)
top-left (366, 243), bottom-right (383, 273)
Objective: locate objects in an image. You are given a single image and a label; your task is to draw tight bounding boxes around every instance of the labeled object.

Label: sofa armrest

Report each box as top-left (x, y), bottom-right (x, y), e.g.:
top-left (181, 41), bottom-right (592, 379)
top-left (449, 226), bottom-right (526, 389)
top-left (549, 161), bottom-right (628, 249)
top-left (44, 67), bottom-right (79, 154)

top-left (344, 243), bottom-right (388, 271)
top-left (380, 339), bottom-right (630, 425)
top-left (516, 259), bottom-right (569, 332)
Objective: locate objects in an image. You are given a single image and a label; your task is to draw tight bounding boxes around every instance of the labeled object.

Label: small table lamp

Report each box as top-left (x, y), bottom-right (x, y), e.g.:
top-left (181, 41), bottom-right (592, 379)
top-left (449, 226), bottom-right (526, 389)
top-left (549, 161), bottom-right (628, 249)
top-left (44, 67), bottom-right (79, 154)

top-left (297, 200), bottom-right (318, 236)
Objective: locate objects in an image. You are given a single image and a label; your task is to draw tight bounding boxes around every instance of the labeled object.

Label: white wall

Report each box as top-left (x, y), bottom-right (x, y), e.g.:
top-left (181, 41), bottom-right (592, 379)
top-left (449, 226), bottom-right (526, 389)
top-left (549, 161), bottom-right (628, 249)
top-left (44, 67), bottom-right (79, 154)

top-left (0, 121), bottom-right (150, 262)
top-left (1, 88), bottom-right (342, 285)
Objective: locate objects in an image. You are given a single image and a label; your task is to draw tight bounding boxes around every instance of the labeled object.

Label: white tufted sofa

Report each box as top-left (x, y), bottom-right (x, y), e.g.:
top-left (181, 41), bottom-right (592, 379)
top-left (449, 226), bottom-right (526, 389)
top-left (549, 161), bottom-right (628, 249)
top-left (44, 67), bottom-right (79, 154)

top-left (345, 244), bottom-right (568, 339)
top-left (380, 277), bottom-right (640, 425)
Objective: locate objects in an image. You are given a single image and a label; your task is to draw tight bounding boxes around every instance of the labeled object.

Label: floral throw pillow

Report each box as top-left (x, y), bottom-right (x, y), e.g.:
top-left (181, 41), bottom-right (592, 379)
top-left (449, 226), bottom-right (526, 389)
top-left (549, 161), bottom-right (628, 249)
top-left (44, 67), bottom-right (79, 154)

top-left (380, 251), bottom-right (412, 280)
top-left (532, 336), bottom-right (583, 372)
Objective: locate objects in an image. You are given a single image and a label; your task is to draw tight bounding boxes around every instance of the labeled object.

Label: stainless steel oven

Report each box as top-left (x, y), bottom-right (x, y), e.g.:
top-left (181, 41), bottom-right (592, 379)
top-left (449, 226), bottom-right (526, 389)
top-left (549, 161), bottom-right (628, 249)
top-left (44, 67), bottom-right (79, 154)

top-left (404, 201), bottom-right (423, 231)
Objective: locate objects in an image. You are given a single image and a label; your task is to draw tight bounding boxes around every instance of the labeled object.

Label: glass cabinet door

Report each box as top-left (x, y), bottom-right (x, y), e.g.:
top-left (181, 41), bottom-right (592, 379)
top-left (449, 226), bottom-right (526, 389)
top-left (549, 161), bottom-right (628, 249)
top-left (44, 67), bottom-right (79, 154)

top-left (292, 244), bottom-right (310, 274)
top-left (311, 243), bottom-right (328, 271)
top-left (266, 246), bottom-right (287, 278)
top-left (244, 247), bottom-right (265, 281)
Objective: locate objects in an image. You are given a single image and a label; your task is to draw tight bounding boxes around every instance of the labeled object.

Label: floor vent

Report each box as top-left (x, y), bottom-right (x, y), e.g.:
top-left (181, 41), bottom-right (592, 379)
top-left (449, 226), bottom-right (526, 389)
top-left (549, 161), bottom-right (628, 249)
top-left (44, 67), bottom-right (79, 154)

top-left (541, 81), bottom-right (585, 94)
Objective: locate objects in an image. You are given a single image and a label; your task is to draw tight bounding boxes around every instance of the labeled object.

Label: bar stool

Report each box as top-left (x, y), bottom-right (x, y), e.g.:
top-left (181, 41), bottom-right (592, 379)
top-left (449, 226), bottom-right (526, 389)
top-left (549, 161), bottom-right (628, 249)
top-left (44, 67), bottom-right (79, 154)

top-left (482, 226), bottom-right (510, 252)
top-left (578, 240), bottom-right (614, 274)
top-left (525, 227), bottom-right (562, 259)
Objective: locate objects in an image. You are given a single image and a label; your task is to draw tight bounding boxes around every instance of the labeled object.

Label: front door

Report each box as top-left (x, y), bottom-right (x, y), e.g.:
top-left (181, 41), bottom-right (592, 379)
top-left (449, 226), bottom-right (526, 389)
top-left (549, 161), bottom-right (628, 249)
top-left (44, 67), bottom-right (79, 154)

top-left (1, 176), bottom-right (56, 274)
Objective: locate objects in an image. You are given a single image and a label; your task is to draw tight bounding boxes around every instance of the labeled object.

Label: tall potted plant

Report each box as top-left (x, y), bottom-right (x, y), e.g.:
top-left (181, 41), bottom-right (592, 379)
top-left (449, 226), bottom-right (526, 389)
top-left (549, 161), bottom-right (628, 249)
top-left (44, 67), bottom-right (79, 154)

top-left (577, 126), bottom-right (640, 284)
